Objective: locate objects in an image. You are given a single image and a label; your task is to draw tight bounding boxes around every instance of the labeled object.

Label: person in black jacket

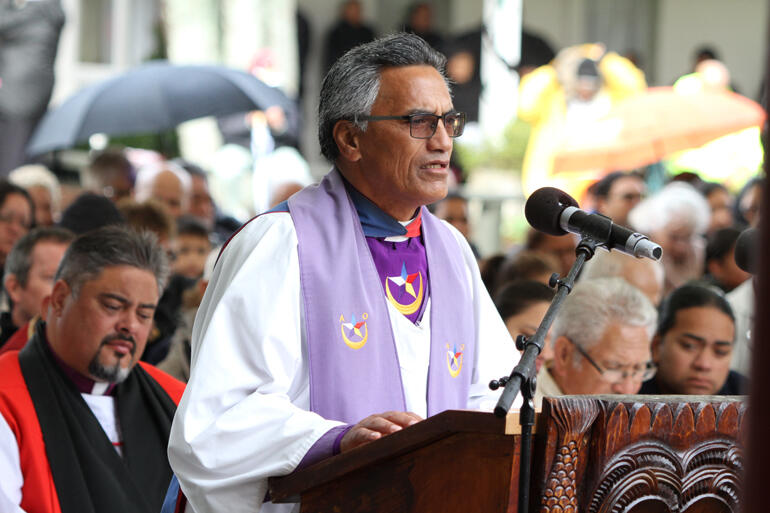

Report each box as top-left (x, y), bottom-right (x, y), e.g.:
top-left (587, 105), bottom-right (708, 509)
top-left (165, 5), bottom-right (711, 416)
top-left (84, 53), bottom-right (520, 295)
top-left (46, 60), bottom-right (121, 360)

top-left (640, 284), bottom-right (748, 395)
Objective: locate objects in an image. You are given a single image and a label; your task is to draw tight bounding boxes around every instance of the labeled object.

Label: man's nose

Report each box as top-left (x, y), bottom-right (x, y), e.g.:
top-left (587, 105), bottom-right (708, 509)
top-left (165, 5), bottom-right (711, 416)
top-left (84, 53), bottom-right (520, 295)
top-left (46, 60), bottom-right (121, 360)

top-left (611, 378), bottom-right (641, 394)
top-left (426, 119), bottom-right (452, 152)
top-left (610, 372), bottom-right (644, 394)
top-left (692, 349), bottom-right (714, 371)
top-left (116, 310), bottom-right (141, 335)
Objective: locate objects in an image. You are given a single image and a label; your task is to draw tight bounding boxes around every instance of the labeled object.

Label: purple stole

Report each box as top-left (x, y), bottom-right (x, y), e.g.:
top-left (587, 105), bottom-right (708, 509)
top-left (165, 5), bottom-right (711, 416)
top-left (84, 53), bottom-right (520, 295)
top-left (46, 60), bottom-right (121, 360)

top-left (287, 169), bottom-right (474, 424)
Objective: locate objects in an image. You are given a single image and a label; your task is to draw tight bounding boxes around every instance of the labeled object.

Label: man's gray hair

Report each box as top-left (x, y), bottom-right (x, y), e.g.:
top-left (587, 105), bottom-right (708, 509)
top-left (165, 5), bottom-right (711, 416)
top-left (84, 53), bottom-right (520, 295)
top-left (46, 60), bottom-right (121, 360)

top-left (628, 182), bottom-right (711, 236)
top-left (552, 277), bottom-right (657, 354)
top-left (581, 249), bottom-right (664, 285)
top-left (55, 226), bottom-right (169, 296)
top-left (318, 32), bottom-right (449, 162)
top-left (4, 227), bottom-right (74, 288)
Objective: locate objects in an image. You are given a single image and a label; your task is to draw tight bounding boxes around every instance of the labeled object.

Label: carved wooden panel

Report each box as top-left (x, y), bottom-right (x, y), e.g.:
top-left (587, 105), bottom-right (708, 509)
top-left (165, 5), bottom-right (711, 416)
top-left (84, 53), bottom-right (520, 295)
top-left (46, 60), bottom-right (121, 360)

top-left (536, 396), bottom-right (746, 513)
top-left (537, 397), bottom-right (599, 513)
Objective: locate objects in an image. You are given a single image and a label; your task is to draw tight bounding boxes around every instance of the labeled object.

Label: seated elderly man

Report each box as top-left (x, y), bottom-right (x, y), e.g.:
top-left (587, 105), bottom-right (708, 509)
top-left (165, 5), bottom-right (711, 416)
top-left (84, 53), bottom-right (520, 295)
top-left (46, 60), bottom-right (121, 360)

top-left (629, 182), bottom-right (711, 295)
top-left (8, 165), bottom-right (62, 227)
top-left (639, 284), bottom-right (748, 395)
top-left (134, 161), bottom-right (192, 220)
top-left (535, 277), bottom-right (658, 408)
top-left (0, 227), bottom-right (74, 350)
top-left (0, 226), bottom-right (184, 513)
top-left (580, 248), bottom-right (665, 306)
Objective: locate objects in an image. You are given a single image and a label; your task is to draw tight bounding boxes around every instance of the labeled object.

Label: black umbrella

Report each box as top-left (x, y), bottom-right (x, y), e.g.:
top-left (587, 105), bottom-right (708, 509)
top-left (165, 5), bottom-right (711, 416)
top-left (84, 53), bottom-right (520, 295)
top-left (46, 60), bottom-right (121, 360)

top-left (27, 61), bottom-right (295, 156)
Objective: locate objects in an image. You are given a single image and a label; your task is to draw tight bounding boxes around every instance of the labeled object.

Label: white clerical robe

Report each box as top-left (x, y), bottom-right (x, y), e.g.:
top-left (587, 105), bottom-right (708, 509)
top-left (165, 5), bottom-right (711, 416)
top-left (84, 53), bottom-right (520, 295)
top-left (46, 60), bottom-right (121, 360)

top-left (168, 212), bottom-right (519, 513)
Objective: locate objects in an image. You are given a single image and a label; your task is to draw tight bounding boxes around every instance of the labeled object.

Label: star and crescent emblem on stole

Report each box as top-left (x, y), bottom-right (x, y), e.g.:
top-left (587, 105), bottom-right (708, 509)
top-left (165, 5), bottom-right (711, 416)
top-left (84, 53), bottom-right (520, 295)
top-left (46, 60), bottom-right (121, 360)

top-left (339, 312), bottom-right (369, 349)
top-left (385, 262), bottom-right (424, 315)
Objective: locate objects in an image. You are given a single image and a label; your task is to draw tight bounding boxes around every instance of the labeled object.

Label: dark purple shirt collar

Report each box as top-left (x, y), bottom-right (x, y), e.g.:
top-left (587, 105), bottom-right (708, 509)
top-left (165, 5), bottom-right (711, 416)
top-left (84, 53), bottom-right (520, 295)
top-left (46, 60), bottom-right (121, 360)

top-left (44, 334), bottom-right (116, 396)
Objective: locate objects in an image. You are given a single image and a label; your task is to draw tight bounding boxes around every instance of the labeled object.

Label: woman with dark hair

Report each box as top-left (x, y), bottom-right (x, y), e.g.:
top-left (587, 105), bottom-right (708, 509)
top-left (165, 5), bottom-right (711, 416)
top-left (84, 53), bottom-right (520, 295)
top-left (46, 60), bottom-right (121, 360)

top-left (0, 180), bottom-right (34, 276)
top-left (494, 280), bottom-right (555, 373)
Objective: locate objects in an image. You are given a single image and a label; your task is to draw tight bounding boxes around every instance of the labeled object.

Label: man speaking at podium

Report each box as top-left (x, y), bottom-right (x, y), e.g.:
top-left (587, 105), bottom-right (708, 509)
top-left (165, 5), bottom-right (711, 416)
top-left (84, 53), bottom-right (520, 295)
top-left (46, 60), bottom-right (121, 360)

top-left (168, 33), bottom-right (516, 513)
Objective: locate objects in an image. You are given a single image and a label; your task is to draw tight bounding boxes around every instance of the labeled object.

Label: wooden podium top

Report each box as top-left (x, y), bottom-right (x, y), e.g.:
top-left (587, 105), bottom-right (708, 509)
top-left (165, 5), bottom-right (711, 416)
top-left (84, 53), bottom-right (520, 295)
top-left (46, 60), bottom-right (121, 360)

top-left (269, 409), bottom-right (530, 503)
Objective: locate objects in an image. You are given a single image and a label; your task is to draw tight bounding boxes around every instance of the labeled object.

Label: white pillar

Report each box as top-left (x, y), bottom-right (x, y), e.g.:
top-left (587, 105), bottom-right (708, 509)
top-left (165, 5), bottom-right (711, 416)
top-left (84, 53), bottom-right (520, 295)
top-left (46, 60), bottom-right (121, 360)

top-left (479, 0), bottom-right (521, 139)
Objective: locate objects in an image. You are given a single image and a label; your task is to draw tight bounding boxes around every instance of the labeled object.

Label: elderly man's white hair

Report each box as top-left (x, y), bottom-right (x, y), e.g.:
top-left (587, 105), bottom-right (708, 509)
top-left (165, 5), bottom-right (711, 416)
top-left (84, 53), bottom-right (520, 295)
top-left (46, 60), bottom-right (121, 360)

top-left (581, 249), bottom-right (664, 286)
top-left (134, 160), bottom-right (193, 209)
top-left (628, 181), bottom-right (710, 236)
top-left (552, 277), bottom-right (657, 355)
top-left (8, 164), bottom-right (62, 212)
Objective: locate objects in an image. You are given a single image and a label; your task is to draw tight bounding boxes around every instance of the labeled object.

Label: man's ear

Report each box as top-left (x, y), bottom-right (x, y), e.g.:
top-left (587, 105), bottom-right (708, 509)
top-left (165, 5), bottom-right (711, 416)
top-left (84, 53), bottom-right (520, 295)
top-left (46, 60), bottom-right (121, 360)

top-left (651, 334), bottom-right (662, 363)
top-left (48, 280), bottom-right (71, 317)
top-left (4, 274), bottom-right (22, 305)
top-left (551, 336), bottom-right (572, 377)
top-left (332, 120), bottom-right (363, 163)
top-left (706, 258), bottom-right (718, 277)
top-left (40, 296), bottom-right (51, 322)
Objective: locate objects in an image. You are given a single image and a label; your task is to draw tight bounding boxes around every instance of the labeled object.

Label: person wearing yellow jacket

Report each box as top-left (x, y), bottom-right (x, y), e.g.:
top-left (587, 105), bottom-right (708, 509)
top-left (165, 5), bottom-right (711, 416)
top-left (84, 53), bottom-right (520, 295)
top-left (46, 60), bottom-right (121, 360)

top-left (518, 43), bottom-right (646, 201)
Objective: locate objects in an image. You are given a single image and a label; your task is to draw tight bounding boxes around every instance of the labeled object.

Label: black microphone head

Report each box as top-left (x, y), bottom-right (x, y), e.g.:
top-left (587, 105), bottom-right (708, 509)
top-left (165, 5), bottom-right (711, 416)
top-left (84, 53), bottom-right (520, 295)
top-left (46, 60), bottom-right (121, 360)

top-left (735, 227), bottom-right (758, 274)
top-left (524, 187), bottom-right (580, 236)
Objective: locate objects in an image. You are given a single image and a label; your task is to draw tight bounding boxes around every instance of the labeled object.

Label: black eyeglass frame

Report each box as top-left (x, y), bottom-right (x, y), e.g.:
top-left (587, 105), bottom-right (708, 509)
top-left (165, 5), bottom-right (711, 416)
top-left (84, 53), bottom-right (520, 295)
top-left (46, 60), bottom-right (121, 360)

top-left (565, 337), bottom-right (656, 383)
top-left (353, 112), bottom-right (466, 139)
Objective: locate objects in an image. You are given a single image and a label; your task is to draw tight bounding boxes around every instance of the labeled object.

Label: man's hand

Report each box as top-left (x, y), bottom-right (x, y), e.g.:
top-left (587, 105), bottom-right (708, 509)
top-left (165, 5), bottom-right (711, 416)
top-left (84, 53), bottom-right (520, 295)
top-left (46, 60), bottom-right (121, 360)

top-left (340, 411), bottom-right (422, 452)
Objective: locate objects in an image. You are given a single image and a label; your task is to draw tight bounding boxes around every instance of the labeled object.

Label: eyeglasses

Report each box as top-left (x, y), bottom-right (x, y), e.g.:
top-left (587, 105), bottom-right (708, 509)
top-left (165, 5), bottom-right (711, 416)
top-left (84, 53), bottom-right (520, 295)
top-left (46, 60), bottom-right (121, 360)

top-left (566, 337), bottom-right (657, 383)
top-left (0, 212), bottom-right (32, 230)
top-left (354, 112), bottom-right (466, 139)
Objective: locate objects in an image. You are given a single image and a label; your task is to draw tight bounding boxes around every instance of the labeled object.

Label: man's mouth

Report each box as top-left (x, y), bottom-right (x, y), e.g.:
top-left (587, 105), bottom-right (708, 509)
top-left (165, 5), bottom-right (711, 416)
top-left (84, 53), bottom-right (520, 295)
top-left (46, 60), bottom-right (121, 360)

top-left (102, 335), bottom-right (136, 357)
top-left (420, 161), bottom-right (449, 170)
top-left (686, 377), bottom-right (713, 390)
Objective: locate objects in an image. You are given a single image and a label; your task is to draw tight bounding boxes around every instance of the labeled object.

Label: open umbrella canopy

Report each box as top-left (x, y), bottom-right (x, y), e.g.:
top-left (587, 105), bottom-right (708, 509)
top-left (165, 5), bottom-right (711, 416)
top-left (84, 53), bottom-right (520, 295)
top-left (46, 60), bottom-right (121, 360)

top-left (27, 61), bottom-right (293, 156)
top-left (552, 86), bottom-right (766, 173)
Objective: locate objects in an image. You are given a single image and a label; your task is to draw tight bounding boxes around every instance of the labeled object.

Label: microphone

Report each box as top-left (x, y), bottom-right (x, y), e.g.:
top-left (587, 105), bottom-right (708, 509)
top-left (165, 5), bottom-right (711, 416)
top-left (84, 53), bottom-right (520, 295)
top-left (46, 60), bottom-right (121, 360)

top-left (525, 187), bottom-right (662, 261)
top-left (735, 227), bottom-right (757, 274)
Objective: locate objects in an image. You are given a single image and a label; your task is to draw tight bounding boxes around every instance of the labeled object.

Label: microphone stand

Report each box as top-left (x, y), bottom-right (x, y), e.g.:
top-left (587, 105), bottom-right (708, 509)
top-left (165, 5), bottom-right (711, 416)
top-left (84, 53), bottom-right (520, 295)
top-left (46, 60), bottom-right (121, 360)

top-left (490, 236), bottom-right (599, 513)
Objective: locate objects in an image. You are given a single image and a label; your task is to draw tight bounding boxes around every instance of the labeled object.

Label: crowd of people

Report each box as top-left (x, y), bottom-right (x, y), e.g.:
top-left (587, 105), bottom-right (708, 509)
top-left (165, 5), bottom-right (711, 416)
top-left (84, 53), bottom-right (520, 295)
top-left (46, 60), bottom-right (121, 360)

top-left (477, 167), bottom-right (758, 413)
top-left (0, 18), bottom-right (762, 513)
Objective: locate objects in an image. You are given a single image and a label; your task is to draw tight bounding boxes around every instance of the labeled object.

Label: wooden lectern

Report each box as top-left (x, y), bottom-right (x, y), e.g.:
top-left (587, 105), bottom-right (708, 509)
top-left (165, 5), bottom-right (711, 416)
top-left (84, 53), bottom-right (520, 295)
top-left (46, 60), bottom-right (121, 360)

top-left (269, 395), bottom-right (746, 513)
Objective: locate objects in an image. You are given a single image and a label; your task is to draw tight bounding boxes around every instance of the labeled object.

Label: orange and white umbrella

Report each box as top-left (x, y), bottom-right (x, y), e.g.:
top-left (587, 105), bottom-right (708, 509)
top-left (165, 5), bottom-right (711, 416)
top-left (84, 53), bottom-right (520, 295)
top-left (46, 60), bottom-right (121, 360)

top-left (552, 86), bottom-right (766, 173)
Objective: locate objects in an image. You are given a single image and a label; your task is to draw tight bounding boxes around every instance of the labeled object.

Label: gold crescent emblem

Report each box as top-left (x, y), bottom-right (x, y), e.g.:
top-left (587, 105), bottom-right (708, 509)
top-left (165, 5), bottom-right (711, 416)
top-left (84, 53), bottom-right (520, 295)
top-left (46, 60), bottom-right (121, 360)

top-left (385, 272), bottom-right (424, 315)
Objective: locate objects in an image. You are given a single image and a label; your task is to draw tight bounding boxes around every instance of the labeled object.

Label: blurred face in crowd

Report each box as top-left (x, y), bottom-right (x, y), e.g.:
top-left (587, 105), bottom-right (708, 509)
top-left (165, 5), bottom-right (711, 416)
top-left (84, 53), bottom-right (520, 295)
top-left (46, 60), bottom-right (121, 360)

top-left (532, 233), bottom-right (577, 278)
top-left (27, 186), bottom-right (55, 226)
top-left (740, 183), bottom-right (762, 227)
top-left (5, 241), bottom-right (69, 326)
top-left (575, 76), bottom-right (601, 101)
top-left (552, 321), bottom-right (652, 395)
top-left (172, 234), bottom-right (211, 279)
top-left (189, 175), bottom-right (215, 229)
top-left (0, 193), bottom-right (33, 264)
top-left (410, 4), bottom-right (432, 33)
top-left (656, 220), bottom-right (698, 266)
top-left (270, 182), bottom-right (305, 208)
top-left (94, 168), bottom-right (134, 203)
top-left (706, 187), bottom-right (734, 234)
top-left (48, 265), bottom-right (159, 383)
top-left (342, 0), bottom-right (362, 25)
top-left (446, 52), bottom-right (475, 84)
top-left (597, 175), bottom-right (645, 226)
top-left (338, 65), bottom-right (454, 220)
top-left (151, 170), bottom-right (187, 219)
top-left (652, 306), bottom-right (734, 395)
top-left (434, 196), bottom-right (470, 240)
top-left (504, 300), bottom-right (552, 373)
top-left (708, 249), bottom-right (750, 292)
